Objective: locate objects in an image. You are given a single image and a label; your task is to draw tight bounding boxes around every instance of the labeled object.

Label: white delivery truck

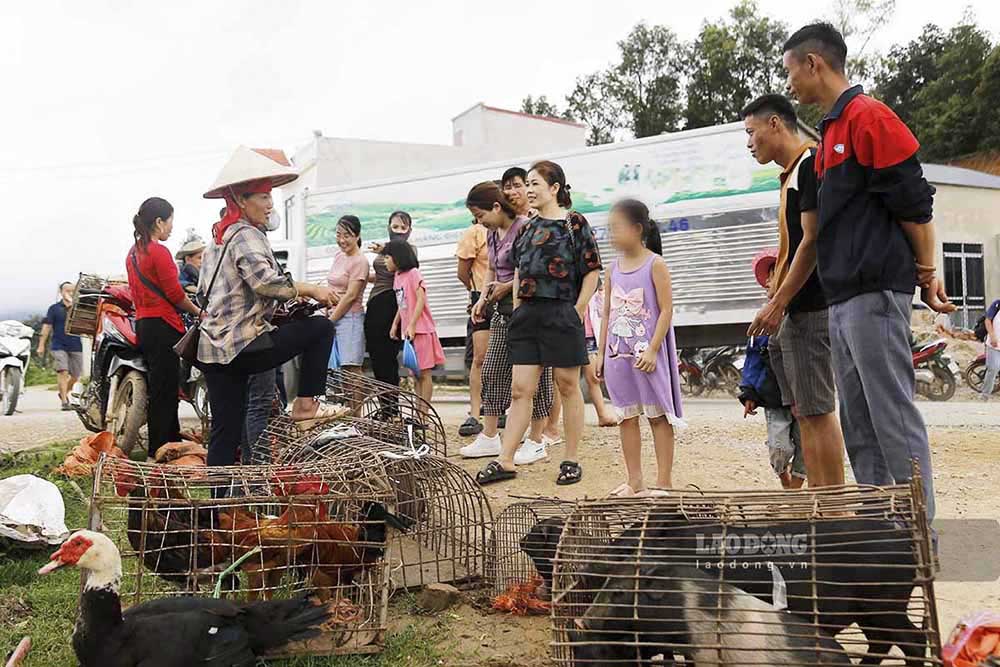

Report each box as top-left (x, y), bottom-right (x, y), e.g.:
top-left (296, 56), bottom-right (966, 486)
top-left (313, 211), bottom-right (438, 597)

top-left (276, 122), bottom-right (782, 369)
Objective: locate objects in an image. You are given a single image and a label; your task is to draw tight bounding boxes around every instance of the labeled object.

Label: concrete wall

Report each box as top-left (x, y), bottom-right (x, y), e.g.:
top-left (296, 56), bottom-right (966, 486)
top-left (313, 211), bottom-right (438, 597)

top-left (451, 104), bottom-right (587, 161)
top-left (933, 183), bottom-right (1000, 297)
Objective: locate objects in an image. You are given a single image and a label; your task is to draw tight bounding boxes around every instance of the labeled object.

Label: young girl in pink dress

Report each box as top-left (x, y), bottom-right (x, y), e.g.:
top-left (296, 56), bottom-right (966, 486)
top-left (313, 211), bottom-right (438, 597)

top-left (381, 240), bottom-right (445, 406)
top-left (596, 199), bottom-right (685, 495)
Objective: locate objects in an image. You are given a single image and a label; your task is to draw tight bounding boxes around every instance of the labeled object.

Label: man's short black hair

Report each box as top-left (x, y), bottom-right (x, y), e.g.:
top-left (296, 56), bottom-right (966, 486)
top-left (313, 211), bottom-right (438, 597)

top-left (501, 167), bottom-right (527, 187)
top-left (783, 22), bottom-right (848, 73)
top-left (381, 240), bottom-right (419, 272)
top-left (741, 94), bottom-right (798, 131)
top-left (59, 281), bottom-right (73, 292)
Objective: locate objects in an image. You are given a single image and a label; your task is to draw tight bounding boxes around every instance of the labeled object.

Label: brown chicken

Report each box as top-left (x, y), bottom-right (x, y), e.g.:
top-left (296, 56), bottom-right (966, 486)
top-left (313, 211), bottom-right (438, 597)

top-left (216, 477), bottom-right (330, 600)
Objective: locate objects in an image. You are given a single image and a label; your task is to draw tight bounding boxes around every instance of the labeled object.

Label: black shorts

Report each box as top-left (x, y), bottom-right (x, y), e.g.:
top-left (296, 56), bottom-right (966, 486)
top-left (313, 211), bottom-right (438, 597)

top-left (469, 291), bottom-right (492, 333)
top-left (508, 299), bottom-right (589, 368)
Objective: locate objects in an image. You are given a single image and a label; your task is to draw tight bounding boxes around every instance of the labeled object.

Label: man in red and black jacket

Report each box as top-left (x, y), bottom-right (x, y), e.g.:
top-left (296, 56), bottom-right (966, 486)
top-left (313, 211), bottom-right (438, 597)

top-left (782, 22), bottom-right (955, 523)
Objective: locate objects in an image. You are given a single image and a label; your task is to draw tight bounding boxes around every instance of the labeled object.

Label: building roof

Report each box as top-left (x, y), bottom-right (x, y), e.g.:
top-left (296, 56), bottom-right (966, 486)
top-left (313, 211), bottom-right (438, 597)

top-left (452, 102), bottom-right (587, 128)
top-left (924, 163), bottom-right (1000, 190)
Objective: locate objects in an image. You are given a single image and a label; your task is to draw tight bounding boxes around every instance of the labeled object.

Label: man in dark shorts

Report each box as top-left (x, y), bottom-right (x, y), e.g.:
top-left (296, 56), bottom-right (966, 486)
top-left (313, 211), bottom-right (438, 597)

top-left (37, 281), bottom-right (84, 410)
top-left (782, 22), bottom-right (955, 521)
top-left (743, 94), bottom-right (846, 487)
top-left (456, 216), bottom-right (490, 436)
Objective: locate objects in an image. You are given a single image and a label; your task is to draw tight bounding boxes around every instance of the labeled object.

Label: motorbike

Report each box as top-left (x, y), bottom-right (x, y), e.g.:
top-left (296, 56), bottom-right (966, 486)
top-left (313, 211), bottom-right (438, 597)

top-left (0, 320), bottom-right (34, 416)
top-left (965, 352), bottom-right (1000, 395)
top-left (679, 346), bottom-right (744, 397)
top-left (73, 284), bottom-right (209, 454)
top-left (677, 348), bottom-right (704, 396)
top-left (911, 338), bottom-right (958, 401)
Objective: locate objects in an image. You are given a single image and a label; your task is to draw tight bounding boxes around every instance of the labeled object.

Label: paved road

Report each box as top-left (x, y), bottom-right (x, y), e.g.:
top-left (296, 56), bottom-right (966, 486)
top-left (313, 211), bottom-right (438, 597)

top-left (0, 386), bottom-right (199, 454)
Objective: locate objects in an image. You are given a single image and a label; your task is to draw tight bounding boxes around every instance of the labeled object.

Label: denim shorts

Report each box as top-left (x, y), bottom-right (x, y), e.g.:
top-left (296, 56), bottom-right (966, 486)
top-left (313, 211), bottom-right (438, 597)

top-left (332, 311), bottom-right (366, 366)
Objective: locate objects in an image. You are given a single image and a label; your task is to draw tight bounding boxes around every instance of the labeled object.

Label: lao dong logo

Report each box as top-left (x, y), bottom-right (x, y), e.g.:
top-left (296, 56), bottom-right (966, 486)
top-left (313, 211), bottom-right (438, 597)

top-left (696, 532), bottom-right (809, 557)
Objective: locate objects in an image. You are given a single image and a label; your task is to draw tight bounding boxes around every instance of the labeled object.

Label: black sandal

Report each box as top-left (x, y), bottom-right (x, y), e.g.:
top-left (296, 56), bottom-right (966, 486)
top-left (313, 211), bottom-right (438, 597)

top-left (476, 460), bottom-right (517, 485)
top-left (556, 460), bottom-right (582, 486)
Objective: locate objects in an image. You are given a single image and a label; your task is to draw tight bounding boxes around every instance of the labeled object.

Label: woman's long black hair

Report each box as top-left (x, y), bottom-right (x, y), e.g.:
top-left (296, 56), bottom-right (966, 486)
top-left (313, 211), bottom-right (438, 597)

top-left (133, 197), bottom-right (174, 251)
top-left (611, 199), bottom-right (662, 255)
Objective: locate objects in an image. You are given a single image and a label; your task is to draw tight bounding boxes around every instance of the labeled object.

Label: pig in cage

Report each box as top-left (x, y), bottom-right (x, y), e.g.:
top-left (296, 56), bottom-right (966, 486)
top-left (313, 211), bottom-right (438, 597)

top-left (486, 497), bottom-right (577, 601)
top-left (275, 428), bottom-right (493, 590)
top-left (546, 480), bottom-right (941, 666)
top-left (90, 455), bottom-right (411, 656)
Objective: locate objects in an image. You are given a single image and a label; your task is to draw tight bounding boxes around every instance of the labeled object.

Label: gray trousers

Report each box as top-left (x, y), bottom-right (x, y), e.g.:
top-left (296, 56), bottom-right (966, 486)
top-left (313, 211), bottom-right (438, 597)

top-left (829, 290), bottom-right (935, 522)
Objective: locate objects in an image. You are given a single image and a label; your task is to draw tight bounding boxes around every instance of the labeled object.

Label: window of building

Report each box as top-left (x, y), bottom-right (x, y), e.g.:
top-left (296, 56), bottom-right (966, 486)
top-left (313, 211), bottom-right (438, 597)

top-left (943, 242), bottom-right (985, 329)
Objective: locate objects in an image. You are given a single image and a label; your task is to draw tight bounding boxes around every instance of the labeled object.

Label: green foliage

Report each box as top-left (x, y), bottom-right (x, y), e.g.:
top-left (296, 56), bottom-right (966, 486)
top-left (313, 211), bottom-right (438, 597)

top-left (566, 72), bottom-right (620, 145)
top-left (684, 0), bottom-right (788, 129)
top-left (608, 22), bottom-right (687, 138)
top-left (25, 363), bottom-right (57, 387)
top-left (873, 18), bottom-right (996, 161)
top-left (520, 95), bottom-right (573, 121)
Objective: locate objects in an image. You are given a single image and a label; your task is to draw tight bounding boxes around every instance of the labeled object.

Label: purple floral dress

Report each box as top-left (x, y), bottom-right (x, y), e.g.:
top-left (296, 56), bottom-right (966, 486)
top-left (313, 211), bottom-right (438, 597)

top-left (604, 254), bottom-right (685, 426)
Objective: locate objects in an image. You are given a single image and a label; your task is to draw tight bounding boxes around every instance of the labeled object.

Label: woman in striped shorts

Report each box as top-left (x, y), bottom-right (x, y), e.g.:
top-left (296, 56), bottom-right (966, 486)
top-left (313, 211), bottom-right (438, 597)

top-left (459, 181), bottom-right (553, 464)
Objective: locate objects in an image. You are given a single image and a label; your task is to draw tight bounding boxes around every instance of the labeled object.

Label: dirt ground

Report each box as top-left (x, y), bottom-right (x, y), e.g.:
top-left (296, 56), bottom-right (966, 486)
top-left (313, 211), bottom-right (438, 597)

top-left (401, 397), bottom-right (1000, 666)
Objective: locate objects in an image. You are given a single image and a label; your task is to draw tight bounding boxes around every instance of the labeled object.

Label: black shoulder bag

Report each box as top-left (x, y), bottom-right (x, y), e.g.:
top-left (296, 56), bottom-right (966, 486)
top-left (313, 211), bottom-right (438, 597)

top-left (172, 229), bottom-right (243, 363)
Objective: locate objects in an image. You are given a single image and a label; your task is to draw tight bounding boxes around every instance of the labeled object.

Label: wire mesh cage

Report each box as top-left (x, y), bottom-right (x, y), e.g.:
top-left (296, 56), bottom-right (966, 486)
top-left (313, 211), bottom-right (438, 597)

top-left (549, 479), bottom-right (941, 666)
top-left (89, 455), bottom-right (411, 656)
top-left (274, 429), bottom-right (493, 591)
top-left (487, 497), bottom-right (577, 600)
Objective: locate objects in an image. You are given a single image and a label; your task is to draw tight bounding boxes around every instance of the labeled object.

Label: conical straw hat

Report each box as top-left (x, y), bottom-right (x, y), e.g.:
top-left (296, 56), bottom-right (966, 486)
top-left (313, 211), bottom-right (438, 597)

top-left (203, 146), bottom-right (298, 199)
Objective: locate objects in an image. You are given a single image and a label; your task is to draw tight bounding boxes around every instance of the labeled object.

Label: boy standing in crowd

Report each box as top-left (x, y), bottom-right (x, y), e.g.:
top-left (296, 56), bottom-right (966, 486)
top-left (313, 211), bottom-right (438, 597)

top-left (781, 22), bottom-right (954, 521)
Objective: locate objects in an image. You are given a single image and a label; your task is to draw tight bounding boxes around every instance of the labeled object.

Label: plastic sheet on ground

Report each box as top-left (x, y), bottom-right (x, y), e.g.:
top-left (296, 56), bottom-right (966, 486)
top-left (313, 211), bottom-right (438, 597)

top-left (0, 474), bottom-right (69, 545)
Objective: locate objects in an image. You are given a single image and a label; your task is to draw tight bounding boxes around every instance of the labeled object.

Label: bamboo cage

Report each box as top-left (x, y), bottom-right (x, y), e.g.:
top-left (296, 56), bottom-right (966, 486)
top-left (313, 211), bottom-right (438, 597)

top-left (486, 497), bottom-right (577, 599)
top-left (89, 454), bottom-right (408, 657)
top-left (248, 370), bottom-right (448, 463)
top-left (549, 479), bottom-right (941, 666)
top-left (66, 273), bottom-right (127, 337)
top-left (274, 429), bottom-right (493, 590)
top-left (325, 369), bottom-right (447, 456)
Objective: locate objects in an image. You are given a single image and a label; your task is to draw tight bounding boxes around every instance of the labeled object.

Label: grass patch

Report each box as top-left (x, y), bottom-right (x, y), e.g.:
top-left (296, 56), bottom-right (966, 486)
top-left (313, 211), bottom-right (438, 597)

top-left (0, 442), bottom-right (454, 666)
top-left (24, 363), bottom-right (58, 387)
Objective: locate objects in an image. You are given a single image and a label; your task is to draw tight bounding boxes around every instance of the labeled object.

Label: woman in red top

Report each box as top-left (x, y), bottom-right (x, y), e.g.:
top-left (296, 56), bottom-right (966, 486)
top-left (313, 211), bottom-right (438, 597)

top-left (125, 197), bottom-right (201, 457)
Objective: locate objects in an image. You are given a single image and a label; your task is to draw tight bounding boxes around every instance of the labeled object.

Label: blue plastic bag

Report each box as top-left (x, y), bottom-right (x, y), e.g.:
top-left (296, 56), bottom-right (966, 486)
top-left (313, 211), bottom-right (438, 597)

top-left (328, 338), bottom-right (341, 370)
top-left (402, 338), bottom-right (420, 374)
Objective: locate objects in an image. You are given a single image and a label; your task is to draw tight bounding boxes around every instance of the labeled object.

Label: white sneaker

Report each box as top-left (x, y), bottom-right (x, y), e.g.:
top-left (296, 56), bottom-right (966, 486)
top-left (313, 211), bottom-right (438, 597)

top-left (460, 433), bottom-right (501, 458)
top-left (514, 439), bottom-right (548, 465)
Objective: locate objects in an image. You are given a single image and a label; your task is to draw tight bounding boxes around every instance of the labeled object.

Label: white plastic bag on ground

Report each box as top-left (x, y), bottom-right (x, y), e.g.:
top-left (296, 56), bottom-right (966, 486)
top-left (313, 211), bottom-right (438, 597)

top-left (0, 474), bottom-right (70, 545)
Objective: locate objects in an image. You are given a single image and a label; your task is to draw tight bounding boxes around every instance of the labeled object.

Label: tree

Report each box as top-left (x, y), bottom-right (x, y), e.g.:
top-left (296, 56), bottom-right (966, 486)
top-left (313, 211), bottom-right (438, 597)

top-left (973, 46), bottom-right (1000, 153)
top-left (520, 95), bottom-right (573, 120)
top-left (684, 1), bottom-right (788, 129)
top-left (872, 24), bottom-right (945, 128)
top-left (830, 0), bottom-right (896, 81)
top-left (874, 18), bottom-right (993, 160)
top-left (605, 22), bottom-right (687, 138)
top-left (565, 73), bottom-right (621, 145)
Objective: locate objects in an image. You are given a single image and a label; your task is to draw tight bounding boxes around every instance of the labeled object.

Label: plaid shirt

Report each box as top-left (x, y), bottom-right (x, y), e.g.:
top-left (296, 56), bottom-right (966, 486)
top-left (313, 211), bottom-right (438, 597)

top-left (197, 222), bottom-right (297, 365)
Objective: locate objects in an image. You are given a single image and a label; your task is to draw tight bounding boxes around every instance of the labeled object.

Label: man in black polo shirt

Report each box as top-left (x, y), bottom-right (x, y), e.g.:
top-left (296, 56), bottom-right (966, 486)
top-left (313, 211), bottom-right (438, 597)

top-left (743, 94), bottom-right (846, 488)
top-left (781, 23), bottom-right (955, 521)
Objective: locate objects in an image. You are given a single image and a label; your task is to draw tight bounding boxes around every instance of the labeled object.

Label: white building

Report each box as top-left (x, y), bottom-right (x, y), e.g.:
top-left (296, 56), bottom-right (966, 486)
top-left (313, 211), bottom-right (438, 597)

top-left (279, 103), bottom-right (587, 236)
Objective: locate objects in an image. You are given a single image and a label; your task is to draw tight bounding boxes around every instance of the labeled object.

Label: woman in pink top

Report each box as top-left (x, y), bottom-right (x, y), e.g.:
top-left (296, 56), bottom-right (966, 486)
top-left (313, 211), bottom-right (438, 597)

top-left (381, 240), bottom-right (445, 406)
top-left (326, 215), bottom-right (370, 376)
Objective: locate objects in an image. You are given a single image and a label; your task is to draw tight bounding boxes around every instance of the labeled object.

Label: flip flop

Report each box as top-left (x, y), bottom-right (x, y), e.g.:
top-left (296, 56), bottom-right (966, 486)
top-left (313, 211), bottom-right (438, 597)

top-left (556, 460), bottom-right (582, 486)
top-left (476, 460), bottom-right (517, 485)
top-left (294, 403), bottom-right (351, 431)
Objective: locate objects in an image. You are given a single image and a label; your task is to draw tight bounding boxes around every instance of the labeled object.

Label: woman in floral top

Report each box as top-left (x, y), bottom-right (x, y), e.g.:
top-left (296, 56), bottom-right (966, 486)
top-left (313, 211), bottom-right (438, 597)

top-left (475, 160), bottom-right (602, 486)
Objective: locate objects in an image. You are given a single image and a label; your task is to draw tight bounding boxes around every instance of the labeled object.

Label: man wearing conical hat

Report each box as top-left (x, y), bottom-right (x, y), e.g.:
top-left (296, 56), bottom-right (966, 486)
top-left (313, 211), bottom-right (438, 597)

top-left (197, 147), bottom-right (348, 466)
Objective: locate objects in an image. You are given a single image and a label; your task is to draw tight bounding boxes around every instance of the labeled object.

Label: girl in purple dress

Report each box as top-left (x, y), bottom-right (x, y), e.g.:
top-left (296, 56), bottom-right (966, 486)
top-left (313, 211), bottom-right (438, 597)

top-left (596, 199), bottom-right (685, 495)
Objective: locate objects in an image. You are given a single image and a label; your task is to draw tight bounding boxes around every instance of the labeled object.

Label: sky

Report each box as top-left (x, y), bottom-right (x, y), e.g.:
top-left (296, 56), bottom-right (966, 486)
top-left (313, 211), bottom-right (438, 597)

top-left (2, 0), bottom-right (998, 318)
